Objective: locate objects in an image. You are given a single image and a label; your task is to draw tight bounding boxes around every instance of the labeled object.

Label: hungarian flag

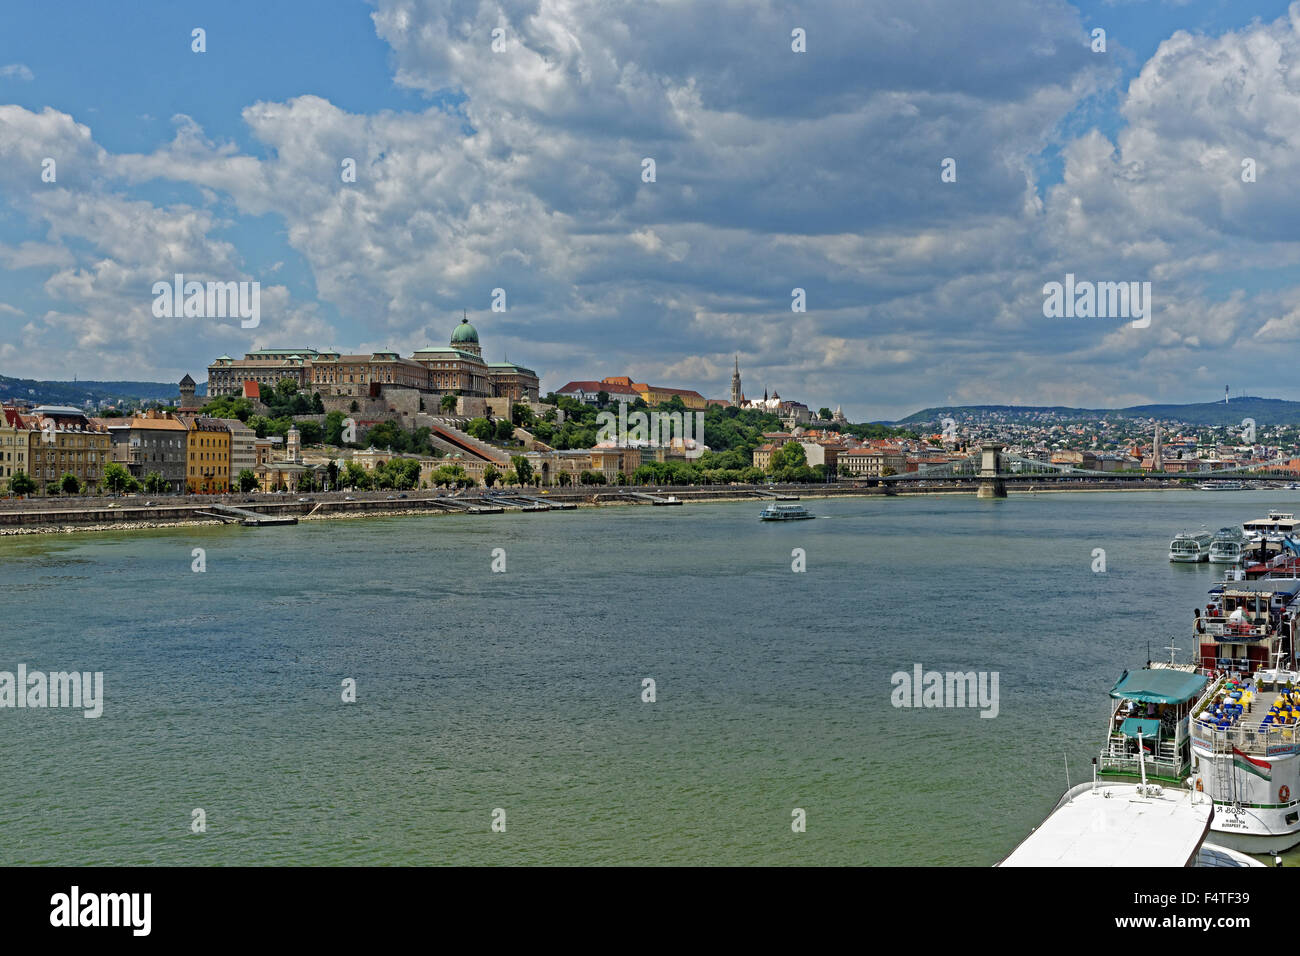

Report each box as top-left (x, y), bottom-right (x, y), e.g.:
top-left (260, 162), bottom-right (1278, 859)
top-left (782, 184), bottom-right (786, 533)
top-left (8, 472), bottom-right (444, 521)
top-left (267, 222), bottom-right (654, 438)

top-left (1233, 747), bottom-right (1272, 781)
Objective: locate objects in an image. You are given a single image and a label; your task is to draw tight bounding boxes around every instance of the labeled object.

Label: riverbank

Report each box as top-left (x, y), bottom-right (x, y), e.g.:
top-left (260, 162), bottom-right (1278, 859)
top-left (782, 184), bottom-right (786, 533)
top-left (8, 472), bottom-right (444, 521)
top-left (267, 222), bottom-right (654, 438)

top-left (0, 480), bottom-right (1197, 536)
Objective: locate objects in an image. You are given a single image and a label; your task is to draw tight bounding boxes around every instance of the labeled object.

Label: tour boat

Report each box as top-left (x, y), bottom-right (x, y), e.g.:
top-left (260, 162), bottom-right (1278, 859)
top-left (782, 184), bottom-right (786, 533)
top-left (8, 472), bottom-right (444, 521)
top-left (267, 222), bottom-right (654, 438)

top-left (759, 504), bottom-right (813, 521)
top-left (1100, 663), bottom-right (1207, 786)
top-left (1169, 530), bottom-right (1213, 563)
top-left (1005, 660), bottom-right (1266, 867)
top-left (1209, 527), bottom-right (1250, 564)
top-left (1189, 575), bottom-right (1300, 852)
top-left (1243, 511), bottom-right (1300, 541)
top-left (1000, 774), bottom-right (1219, 867)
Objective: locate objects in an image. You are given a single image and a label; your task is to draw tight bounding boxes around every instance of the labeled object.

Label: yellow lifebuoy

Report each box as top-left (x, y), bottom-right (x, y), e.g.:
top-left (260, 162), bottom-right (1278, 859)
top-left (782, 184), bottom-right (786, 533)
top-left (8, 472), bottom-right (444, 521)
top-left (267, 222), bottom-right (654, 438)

top-left (1196, 778), bottom-right (1204, 792)
top-left (1281, 785), bottom-right (1291, 803)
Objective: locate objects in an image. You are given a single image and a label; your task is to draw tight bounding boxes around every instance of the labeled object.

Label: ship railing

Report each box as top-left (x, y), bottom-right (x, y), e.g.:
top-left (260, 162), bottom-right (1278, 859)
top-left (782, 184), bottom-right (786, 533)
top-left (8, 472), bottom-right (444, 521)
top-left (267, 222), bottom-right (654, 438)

top-left (1098, 750), bottom-right (1184, 779)
top-left (1191, 718), bottom-right (1300, 756)
top-left (1201, 620), bottom-right (1270, 638)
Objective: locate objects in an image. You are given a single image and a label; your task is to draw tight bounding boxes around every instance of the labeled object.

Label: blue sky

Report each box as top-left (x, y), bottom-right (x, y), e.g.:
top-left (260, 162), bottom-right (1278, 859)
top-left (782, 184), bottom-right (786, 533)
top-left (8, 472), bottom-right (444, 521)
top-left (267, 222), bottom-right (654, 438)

top-left (1, 0), bottom-right (1299, 418)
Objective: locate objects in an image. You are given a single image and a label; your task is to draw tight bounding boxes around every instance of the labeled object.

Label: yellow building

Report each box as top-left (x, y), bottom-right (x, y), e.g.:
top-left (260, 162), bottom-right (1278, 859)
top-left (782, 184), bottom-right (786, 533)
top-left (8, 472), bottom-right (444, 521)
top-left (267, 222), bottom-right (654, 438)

top-left (629, 383), bottom-right (708, 410)
top-left (180, 416), bottom-right (231, 493)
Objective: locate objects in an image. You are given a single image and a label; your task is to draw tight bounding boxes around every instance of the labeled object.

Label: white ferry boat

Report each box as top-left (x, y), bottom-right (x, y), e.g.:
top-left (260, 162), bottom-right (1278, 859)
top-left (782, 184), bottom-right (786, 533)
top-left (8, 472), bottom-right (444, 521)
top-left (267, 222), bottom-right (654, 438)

top-left (1198, 480), bottom-right (1246, 491)
top-left (1243, 511), bottom-right (1300, 541)
top-left (1169, 530), bottom-right (1213, 562)
top-left (1190, 576), bottom-right (1300, 852)
top-left (999, 775), bottom-right (1257, 866)
top-left (1209, 527), bottom-right (1250, 564)
top-left (759, 504), bottom-right (813, 521)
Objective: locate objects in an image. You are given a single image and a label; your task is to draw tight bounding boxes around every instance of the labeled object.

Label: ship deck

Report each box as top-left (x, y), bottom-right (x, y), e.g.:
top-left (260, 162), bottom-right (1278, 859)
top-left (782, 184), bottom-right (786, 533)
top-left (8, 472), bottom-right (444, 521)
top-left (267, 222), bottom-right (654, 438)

top-left (1193, 673), bottom-right (1300, 745)
top-left (1000, 783), bottom-right (1212, 867)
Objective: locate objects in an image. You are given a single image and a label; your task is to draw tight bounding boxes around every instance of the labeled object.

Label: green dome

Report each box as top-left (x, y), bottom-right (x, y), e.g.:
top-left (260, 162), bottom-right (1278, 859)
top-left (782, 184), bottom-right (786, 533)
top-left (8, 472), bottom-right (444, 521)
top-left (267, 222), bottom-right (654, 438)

top-left (451, 318), bottom-right (479, 344)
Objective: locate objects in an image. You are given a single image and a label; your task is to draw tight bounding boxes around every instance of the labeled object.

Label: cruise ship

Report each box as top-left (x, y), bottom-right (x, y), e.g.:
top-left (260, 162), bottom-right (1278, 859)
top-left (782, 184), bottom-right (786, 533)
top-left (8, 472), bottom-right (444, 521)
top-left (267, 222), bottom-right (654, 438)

top-left (1190, 574), bottom-right (1300, 852)
top-left (1243, 510), bottom-right (1300, 541)
top-left (1169, 530), bottom-right (1213, 563)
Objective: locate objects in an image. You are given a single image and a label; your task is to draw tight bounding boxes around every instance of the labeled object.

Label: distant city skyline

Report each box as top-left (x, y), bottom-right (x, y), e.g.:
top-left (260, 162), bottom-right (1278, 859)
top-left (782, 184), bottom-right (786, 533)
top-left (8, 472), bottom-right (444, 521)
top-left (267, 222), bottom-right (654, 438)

top-left (2, 0), bottom-right (1299, 419)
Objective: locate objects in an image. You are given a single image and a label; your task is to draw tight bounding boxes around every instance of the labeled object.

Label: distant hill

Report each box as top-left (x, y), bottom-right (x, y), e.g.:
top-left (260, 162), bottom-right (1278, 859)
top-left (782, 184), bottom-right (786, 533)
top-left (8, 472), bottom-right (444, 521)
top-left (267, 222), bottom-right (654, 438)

top-left (0, 374), bottom-right (205, 407)
top-left (894, 397), bottom-right (1300, 427)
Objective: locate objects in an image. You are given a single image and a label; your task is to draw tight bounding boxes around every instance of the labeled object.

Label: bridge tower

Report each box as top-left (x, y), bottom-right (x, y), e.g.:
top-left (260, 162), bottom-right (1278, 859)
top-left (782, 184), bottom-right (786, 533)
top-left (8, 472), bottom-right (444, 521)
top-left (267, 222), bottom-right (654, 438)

top-left (977, 441), bottom-right (1007, 498)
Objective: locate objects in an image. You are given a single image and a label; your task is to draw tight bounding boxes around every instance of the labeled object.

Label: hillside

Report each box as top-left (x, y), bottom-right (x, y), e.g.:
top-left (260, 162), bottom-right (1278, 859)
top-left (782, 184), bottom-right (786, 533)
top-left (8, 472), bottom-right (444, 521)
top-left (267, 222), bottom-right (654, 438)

top-left (894, 397), bottom-right (1300, 427)
top-left (0, 374), bottom-right (204, 407)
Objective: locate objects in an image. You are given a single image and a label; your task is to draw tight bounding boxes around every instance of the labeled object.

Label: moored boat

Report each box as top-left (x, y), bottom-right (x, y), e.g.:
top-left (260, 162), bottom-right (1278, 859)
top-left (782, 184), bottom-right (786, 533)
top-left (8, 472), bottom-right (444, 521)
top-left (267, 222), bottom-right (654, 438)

top-left (1100, 664), bottom-right (1207, 785)
top-left (1000, 776), bottom-right (1215, 867)
top-left (1243, 511), bottom-right (1300, 542)
top-left (1209, 527), bottom-right (1250, 564)
top-left (1170, 530), bottom-right (1213, 563)
top-left (1189, 575), bottom-right (1300, 852)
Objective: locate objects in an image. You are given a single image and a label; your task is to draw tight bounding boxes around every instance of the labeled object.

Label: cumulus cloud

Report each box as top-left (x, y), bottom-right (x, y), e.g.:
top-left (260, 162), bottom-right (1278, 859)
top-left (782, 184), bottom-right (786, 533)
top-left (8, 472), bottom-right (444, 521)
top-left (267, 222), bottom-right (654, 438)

top-left (3, 1), bottom-right (1300, 417)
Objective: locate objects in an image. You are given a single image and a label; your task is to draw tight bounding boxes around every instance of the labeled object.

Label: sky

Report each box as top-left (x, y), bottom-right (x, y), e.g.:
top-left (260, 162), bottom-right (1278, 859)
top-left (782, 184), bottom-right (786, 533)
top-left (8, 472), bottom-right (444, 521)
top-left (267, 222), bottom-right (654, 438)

top-left (0, 0), bottom-right (1298, 420)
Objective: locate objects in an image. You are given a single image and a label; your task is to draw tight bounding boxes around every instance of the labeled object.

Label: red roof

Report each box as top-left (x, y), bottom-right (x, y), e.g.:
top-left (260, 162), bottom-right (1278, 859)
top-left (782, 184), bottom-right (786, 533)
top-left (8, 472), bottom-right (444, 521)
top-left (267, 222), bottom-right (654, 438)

top-left (556, 381), bottom-right (639, 395)
top-left (243, 381), bottom-right (260, 399)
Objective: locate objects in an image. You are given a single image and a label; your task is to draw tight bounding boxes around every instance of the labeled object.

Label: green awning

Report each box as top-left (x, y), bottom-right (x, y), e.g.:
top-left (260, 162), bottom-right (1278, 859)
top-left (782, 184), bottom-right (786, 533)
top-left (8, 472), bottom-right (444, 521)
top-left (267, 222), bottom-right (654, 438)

top-left (1119, 717), bottom-right (1162, 739)
top-left (1109, 668), bottom-right (1207, 705)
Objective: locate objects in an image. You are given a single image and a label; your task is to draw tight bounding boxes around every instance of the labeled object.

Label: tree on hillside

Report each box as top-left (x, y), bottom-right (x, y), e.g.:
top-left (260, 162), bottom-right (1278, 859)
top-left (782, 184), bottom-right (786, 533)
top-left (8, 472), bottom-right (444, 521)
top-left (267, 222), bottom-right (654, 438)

top-left (202, 396), bottom-right (253, 422)
top-left (510, 455), bottom-right (533, 485)
top-left (324, 410), bottom-right (347, 446)
top-left (294, 420), bottom-right (323, 445)
top-left (440, 394), bottom-right (458, 413)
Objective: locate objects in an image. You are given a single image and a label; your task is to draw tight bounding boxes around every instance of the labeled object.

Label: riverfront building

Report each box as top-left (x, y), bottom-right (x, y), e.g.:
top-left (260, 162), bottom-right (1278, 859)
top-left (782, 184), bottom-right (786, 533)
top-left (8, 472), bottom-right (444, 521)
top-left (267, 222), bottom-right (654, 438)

top-left (0, 407), bottom-right (31, 492)
top-left (207, 318), bottom-right (540, 404)
top-left (104, 411), bottom-right (189, 493)
top-left (178, 416), bottom-right (232, 493)
top-left (0, 405), bottom-right (115, 494)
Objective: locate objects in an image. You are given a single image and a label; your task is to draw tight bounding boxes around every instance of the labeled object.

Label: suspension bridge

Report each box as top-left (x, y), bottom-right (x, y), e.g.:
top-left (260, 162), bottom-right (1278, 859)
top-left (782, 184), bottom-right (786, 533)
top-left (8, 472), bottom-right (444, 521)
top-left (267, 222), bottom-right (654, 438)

top-left (880, 442), bottom-right (1299, 497)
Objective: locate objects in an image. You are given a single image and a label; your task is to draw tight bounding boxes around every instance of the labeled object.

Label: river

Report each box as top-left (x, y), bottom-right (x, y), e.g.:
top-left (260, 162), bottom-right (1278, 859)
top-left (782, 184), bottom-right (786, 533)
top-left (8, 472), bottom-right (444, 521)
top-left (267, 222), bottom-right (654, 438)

top-left (0, 489), bottom-right (1290, 864)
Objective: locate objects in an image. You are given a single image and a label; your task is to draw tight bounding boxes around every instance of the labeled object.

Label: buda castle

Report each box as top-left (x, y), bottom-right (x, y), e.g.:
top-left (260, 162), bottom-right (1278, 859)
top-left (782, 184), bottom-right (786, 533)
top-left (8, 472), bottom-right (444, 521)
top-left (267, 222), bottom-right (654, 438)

top-left (207, 316), bottom-right (540, 405)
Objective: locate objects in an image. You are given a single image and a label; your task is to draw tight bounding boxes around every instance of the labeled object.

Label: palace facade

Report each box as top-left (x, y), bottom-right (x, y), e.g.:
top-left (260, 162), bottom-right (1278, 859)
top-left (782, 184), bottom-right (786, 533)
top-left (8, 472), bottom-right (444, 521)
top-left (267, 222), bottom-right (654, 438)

top-left (207, 318), bottom-right (540, 403)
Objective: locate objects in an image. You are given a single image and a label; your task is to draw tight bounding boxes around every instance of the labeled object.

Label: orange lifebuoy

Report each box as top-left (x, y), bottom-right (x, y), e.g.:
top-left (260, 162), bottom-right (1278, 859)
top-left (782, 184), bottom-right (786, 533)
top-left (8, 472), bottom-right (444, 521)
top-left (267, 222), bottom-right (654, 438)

top-left (1281, 785), bottom-right (1291, 803)
top-left (1196, 778), bottom-right (1204, 792)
